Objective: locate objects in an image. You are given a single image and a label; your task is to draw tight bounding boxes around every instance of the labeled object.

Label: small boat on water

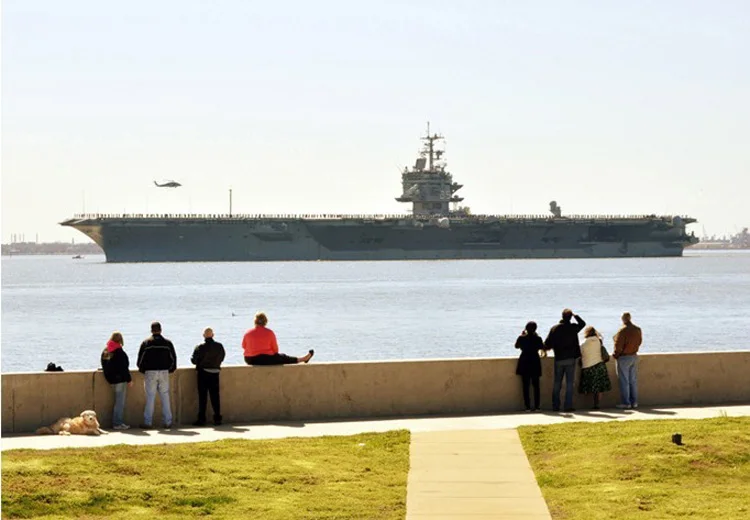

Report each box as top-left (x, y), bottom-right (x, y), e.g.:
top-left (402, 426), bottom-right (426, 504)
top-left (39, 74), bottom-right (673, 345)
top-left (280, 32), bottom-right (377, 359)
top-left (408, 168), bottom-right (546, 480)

top-left (72, 255), bottom-right (84, 259)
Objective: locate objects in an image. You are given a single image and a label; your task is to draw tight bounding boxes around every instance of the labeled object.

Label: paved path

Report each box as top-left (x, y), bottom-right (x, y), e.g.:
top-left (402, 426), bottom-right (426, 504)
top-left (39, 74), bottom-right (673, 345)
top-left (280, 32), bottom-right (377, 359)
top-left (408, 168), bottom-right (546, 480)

top-left (406, 429), bottom-right (551, 519)
top-left (3, 404), bottom-right (748, 451)
top-left (4, 405), bottom-right (748, 519)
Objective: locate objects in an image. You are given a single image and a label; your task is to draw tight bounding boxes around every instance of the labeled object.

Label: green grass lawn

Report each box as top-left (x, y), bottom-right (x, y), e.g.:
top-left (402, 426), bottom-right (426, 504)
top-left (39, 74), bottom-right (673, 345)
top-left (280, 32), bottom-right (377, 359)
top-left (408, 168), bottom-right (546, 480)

top-left (519, 416), bottom-right (750, 520)
top-left (1, 430), bottom-right (409, 519)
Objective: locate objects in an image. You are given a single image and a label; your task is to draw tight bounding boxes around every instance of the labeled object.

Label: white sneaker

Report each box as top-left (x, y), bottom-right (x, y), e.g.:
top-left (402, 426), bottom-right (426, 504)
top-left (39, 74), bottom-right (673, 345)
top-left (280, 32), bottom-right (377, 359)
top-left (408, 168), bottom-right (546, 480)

top-left (113, 423), bottom-right (131, 430)
top-left (616, 404), bottom-right (632, 409)
top-left (631, 403), bottom-right (639, 409)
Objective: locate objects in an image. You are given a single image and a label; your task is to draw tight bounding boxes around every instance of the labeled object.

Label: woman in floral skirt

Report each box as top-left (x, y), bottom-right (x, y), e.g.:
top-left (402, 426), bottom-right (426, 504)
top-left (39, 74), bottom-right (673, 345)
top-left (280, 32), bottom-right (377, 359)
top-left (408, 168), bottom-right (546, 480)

top-left (579, 326), bottom-right (612, 409)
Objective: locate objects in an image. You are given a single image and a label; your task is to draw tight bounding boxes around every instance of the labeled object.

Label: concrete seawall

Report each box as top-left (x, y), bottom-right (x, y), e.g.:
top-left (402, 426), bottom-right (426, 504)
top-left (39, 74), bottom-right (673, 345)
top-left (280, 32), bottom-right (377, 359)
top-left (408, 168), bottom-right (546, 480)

top-left (3, 352), bottom-right (749, 434)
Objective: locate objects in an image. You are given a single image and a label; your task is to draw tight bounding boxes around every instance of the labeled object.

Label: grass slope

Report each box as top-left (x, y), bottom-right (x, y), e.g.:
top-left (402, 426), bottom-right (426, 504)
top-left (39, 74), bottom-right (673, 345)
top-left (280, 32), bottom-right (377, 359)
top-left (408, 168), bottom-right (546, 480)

top-left (519, 416), bottom-right (750, 519)
top-left (2, 430), bottom-right (409, 519)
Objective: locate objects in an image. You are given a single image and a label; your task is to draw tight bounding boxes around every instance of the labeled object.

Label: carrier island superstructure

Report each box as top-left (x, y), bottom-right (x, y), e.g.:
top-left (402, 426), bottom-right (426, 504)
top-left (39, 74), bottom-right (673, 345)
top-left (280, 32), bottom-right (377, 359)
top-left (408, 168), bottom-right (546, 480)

top-left (61, 130), bottom-right (698, 262)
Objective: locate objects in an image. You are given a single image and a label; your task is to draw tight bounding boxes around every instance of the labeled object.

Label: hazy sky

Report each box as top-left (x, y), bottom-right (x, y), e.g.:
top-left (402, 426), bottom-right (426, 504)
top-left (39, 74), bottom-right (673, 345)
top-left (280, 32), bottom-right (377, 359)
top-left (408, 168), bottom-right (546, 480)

top-left (3, 0), bottom-right (748, 243)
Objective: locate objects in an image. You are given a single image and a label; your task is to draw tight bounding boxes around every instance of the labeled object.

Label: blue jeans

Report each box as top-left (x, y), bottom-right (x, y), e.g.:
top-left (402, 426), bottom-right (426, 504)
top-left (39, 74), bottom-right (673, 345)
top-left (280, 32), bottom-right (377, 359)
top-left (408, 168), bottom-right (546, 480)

top-left (144, 370), bottom-right (173, 426)
top-left (616, 355), bottom-right (639, 406)
top-left (553, 358), bottom-right (577, 410)
top-left (112, 382), bottom-right (128, 426)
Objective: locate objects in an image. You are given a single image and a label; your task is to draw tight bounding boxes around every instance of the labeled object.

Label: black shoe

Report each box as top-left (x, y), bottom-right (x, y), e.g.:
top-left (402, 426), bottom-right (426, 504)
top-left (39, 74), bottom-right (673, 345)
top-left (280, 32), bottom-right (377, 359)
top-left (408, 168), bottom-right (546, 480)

top-left (192, 420), bottom-right (206, 427)
top-left (214, 419), bottom-right (223, 426)
top-left (139, 423), bottom-right (154, 430)
top-left (304, 349), bottom-right (315, 363)
top-left (162, 423), bottom-right (173, 430)
top-left (564, 408), bottom-right (576, 413)
top-left (552, 407), bottom-right (560, 412)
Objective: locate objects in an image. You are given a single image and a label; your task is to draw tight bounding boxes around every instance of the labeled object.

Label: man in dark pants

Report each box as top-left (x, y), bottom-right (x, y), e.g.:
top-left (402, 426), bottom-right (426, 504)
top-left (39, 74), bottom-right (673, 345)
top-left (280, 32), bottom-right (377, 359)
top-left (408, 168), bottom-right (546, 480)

top-left (191, 327), bottom-right (226, 426)
top-left (544, 309), bottom-right (586, 412)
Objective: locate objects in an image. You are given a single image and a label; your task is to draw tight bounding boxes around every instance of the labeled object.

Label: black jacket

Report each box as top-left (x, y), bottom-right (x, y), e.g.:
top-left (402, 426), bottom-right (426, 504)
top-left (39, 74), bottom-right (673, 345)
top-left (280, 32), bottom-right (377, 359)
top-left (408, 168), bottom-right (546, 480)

top-left (515, 332), bottom-right (543, 377)
top-left (544, 315), bottom-right (586, 361)
top-left (101, 347), bottom-right (133, 384)
top-left (191, 338), bottom-right (226, 371)
top-left (137, 334), bottom-right (177, 373)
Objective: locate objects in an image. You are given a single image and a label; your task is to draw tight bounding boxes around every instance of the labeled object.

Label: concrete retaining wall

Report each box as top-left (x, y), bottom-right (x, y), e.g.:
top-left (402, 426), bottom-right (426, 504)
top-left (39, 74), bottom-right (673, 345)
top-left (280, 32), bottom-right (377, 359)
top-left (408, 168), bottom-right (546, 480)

top-left (3, 351), bottom-right (749, 434)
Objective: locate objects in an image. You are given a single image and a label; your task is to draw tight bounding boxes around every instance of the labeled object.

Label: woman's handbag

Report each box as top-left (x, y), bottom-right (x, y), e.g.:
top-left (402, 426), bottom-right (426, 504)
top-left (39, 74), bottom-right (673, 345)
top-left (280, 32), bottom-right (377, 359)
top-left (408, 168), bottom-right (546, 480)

top-left (600, 339), bottom-right (611, 363)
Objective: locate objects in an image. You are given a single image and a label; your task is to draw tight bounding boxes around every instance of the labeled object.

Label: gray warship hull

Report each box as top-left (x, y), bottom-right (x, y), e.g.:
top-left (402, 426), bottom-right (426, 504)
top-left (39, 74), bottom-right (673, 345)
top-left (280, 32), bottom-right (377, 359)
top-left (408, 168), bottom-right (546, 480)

top-left (60, 214), bottom-right (697, 263)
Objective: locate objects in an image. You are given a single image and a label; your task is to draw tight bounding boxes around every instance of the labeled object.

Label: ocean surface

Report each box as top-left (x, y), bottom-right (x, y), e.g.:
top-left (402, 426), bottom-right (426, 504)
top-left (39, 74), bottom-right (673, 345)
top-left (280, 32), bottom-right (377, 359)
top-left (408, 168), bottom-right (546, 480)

top-left (2, 250), bottom-right (749, 373)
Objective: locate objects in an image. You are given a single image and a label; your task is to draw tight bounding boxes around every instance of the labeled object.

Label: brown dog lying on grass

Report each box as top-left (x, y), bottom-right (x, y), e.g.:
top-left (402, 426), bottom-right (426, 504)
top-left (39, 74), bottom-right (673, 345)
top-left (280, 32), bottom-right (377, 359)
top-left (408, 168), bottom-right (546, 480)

top-left (36, 410), bottom-right (105, 436)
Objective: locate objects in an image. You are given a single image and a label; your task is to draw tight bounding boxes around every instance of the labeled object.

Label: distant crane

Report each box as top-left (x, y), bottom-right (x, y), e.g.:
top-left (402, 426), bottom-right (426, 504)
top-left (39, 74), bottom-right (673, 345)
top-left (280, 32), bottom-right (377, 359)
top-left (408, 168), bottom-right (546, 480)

top-left (153, 180), bottom-right (182, 188)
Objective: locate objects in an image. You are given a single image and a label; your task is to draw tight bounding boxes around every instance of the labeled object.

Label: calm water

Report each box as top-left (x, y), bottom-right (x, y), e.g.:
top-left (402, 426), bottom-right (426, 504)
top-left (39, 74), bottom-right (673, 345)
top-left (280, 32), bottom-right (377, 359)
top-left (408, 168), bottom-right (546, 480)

top-left (2, 251), bottom-right (749, 373)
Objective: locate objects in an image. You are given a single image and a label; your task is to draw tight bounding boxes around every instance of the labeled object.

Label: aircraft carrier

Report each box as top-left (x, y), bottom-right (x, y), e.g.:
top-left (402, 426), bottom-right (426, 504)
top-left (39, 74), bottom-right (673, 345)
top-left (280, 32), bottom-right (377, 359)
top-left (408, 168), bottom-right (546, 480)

top-left (60, 129), bottom-right (698, 263)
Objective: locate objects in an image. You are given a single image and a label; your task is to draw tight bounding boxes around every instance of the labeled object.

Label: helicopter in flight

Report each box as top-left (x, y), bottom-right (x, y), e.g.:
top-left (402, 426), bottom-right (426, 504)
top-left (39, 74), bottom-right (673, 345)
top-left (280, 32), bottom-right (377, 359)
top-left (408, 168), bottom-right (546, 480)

top-left (153, 180), bottom-right (182, 188)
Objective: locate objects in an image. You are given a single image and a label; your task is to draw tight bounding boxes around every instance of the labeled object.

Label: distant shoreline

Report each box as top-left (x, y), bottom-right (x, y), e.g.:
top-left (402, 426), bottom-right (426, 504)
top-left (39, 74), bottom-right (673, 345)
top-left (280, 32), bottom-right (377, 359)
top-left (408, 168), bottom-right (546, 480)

top-left (1, 243), bottom-right (103, 256)
top-left (3, 245), bottom-right (749, 257)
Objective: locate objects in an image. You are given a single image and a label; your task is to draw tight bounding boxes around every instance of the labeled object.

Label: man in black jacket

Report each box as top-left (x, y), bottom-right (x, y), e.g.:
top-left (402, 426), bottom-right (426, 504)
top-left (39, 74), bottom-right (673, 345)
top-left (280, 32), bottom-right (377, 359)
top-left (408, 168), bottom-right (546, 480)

top-left (137, 321), bottom-right (177, 429)
top-left (544, 309), bottom-right (586, 412)
top-left (191, 327), bottom-right (226, 426)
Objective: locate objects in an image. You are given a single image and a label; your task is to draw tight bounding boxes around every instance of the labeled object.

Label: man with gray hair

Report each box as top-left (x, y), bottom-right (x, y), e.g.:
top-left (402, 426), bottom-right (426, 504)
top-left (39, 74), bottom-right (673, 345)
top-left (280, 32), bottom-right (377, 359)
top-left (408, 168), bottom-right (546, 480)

top-left (613, 312), bottom-right (643, 409)
top-left (191, 327), bottom-right (226, 426)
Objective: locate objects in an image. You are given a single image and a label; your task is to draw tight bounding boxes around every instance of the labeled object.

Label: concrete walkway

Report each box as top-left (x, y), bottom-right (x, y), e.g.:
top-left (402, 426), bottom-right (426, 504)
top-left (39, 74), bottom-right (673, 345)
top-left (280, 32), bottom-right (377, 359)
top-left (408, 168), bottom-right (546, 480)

top-left (3, 404), bottom-right (748, 451)
top-left (407, 429), bottom-right (551, 519)
top-left (4, 405), bottom-right (748, 519)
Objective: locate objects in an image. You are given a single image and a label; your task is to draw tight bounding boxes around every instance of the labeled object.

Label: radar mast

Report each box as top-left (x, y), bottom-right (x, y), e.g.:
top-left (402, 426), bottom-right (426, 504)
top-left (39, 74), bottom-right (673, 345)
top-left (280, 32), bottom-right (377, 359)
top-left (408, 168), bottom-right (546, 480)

top-left (395, 124), bottom-right (464, 216)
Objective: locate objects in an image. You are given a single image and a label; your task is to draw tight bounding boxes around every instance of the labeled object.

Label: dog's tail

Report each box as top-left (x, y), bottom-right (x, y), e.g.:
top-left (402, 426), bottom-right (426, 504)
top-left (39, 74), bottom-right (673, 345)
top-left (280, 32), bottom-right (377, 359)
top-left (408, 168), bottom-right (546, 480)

top-left (36, 426), bottom-right (55, 435)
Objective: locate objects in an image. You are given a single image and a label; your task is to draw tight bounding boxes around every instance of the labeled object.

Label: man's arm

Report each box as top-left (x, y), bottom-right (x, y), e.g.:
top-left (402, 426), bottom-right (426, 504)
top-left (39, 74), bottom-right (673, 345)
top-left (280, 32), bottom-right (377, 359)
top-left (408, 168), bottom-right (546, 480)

top-left (218, 344), bottom-right (226, 365)
top-left (543, 324), bottom-right (557, 350)
top-left (168, 341), bottom-right (177, 373)
top-left (613, 328), bottom-right (625, 358)
top-left (573, 314), bottom-right (586, 332)
top-left (190, 345), bottom-right (201, 366)
top-left (136, 341), bottom-right (147, 372)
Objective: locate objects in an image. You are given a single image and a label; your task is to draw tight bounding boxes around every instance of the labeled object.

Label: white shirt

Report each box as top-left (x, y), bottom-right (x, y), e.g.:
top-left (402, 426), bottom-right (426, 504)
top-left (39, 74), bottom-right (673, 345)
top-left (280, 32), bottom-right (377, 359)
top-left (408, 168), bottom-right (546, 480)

top-left (580, 336), bottom-right (604, 369)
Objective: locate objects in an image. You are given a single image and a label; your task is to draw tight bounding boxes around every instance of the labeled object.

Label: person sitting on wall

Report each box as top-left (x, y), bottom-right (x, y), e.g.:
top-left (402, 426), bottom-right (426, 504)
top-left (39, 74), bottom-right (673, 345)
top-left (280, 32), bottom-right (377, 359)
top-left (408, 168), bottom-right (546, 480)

top-left (578, 326), bottom-right (612, 410)
top-left (242, 312), bottom-right (314, 365)
top-left (191, 327), bottom-right (225, 426)
top-left (515, 321), bottom-right (544, 412)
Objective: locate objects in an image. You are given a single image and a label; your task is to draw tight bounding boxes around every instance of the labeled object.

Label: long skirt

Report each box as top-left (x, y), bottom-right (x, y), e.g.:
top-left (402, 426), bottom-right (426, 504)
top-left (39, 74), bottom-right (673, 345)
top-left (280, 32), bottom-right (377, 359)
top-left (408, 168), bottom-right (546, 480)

top-left (579, 362), bottom-right (612, 394)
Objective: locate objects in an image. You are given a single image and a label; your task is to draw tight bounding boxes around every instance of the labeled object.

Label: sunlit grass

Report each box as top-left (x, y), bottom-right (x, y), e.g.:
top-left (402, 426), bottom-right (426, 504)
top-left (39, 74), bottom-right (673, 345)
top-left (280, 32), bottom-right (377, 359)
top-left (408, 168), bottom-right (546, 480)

top-left (1, 430), bottom-right (410, 519)
top-left (519, 416), bottom-right (750, 519)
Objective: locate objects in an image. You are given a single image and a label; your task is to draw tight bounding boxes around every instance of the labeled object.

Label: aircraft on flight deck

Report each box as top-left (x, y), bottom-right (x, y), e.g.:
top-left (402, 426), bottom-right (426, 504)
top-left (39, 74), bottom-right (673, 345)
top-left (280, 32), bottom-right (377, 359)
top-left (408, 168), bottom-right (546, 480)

top-left (153, 180), bottom-right (182, 188)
